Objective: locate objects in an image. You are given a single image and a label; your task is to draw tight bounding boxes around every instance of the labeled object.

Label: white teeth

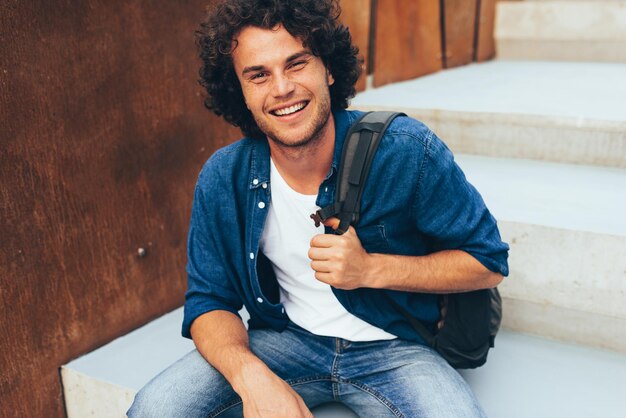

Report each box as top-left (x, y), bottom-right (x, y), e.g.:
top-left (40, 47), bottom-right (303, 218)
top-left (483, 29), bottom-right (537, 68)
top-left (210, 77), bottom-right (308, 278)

top-left (274, 102), bottom-right (306, 116)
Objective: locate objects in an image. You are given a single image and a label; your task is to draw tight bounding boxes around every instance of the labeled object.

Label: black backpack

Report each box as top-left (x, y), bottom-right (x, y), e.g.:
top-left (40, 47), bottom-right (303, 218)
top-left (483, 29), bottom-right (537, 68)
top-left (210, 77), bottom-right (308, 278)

top-left (311, 111), bottom-right (502, 369)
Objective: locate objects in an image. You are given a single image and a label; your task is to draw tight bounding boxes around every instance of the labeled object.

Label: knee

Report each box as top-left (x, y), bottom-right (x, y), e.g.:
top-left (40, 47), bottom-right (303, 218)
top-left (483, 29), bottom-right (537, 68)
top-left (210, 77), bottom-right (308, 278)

top-left (127, 379), bottom-right (210, 418)
top-left (127, 381), bottom-right (173, 418)
top-left (126, 356), bottom-right (239, 418)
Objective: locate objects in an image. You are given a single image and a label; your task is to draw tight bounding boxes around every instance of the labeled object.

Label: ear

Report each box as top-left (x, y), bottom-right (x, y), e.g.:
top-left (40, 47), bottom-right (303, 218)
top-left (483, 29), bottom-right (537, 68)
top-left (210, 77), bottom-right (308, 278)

top-left (327, 69), bottom-right (335, 86)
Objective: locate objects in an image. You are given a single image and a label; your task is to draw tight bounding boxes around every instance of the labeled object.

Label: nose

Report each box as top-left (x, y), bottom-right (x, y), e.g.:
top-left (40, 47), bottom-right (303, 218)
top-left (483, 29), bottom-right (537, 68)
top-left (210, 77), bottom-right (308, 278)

top-left (271, 72), bottom-right (295, 98)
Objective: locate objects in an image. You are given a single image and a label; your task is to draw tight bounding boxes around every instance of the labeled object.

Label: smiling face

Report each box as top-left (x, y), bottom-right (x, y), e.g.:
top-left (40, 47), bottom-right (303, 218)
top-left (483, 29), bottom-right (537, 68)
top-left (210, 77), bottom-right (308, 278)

top-left (231, 25), bottom-right (335, 149)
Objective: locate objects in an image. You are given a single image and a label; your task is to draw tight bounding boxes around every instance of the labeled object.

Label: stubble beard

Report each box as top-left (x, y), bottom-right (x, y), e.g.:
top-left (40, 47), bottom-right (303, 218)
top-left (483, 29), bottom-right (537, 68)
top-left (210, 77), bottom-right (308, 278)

top-left (255, 95), bottom-right (333, 155)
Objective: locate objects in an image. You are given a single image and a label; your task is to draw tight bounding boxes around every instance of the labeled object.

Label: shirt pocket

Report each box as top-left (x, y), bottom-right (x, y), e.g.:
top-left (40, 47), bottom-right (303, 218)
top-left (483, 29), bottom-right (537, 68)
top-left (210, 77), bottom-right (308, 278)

top-left (356, 224), bottom-right (390, 253)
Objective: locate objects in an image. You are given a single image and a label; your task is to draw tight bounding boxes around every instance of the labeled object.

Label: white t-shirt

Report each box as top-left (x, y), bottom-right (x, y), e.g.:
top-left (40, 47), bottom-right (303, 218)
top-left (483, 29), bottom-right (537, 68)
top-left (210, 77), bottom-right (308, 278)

top-left (259, 159), bottom-right (396, 341)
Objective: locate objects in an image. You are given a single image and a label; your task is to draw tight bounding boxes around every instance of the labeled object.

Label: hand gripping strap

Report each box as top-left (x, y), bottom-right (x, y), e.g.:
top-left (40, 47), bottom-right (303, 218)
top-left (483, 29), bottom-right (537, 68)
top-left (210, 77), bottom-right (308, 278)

top-left (311, 111), bottom-right (406, 234)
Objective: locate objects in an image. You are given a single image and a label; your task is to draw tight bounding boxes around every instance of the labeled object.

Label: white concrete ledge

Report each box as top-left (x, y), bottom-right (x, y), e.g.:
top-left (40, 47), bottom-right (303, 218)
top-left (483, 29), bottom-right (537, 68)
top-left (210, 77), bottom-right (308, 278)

top-left (456, 155), bottom-right (626, 352)
top-left (456, 155), bottom-right (626, 237)
top-left (62, 308), bottom-right (626, 418)
top-left (356, 106), bottom-right (626, 168)
top-left (352, 61), bottom-right (626, 168)
top-left (498, 223), bottom-right (626, 352)
top-left (496, 1), bottom-right (626, 41)
top-left (496, 39), bottom-right (626, 63)
top-left (495, 1), bottom-right (626, 62)
top-left (501, 296), bottom-right (626, 353)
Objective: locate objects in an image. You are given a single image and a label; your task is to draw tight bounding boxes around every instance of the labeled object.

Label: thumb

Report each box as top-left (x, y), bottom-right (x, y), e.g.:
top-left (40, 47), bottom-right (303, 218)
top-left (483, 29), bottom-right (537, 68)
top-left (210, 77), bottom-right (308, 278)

top-left (322, 216), bottom-right (340, 230)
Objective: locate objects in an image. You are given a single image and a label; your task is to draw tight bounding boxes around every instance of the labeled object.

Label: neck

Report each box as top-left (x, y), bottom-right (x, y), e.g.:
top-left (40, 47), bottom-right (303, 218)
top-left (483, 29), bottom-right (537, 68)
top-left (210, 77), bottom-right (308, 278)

top-left (268, 115), bottom-right (335, 195)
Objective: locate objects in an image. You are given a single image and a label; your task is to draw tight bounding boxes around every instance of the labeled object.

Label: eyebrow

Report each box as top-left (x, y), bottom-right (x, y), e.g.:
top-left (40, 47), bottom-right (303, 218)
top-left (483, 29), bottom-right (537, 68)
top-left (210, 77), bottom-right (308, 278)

top-left (241, 51), bottom-right (313, 76)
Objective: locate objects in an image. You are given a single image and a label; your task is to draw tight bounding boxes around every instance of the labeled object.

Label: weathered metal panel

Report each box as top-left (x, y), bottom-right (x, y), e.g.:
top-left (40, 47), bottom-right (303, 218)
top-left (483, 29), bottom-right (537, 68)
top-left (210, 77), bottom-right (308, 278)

top-left (476, 0), bottom-right (497, 61)
top-left (442, 0), bottom-right (478, 68)
top-left (340, 0), bottom-right (372, 92)
top-left (373, 0), bottom-right (443, 87)
top-left (0, 1), bottom-right (238, 416)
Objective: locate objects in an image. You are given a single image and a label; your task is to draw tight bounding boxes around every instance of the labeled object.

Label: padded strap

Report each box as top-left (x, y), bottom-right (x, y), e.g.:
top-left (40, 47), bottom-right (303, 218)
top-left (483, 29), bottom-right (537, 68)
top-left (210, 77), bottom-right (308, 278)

top-left (313, 111), bottom-right (406, 234)
top-left (337, 129), bottom-right (373, 234)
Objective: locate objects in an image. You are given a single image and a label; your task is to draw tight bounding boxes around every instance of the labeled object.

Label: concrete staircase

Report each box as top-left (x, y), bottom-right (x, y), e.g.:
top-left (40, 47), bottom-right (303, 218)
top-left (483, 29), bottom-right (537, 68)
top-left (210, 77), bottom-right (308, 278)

top-left (495, 0), bottom-right (626, 63)
top-left (61, 1), bottom-right (626, 417)
top-left (352, 1), bottom-right (626, 356)
top-left (62, 307), bottom-right (626, 418)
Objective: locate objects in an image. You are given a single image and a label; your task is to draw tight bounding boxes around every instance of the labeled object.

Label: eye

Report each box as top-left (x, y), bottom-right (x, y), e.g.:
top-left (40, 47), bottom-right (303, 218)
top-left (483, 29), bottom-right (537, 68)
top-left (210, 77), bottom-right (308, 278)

top-left (249, 72), bottom-right (268, 83)
top-left (288, 60), bottom-right (307, 71)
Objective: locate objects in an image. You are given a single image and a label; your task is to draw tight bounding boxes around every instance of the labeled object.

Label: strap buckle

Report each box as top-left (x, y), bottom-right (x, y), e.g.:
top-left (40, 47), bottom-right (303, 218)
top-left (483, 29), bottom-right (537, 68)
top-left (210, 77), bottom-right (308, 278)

top-left (310, 210), bottom-right (325, 228)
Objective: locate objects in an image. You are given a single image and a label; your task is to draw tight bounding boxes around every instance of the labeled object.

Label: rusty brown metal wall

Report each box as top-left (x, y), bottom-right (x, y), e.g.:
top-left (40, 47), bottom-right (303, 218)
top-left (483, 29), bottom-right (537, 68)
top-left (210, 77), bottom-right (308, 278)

top-left (442, 0), bottom-right (478, 68)
top-left (0, 1), bottom-right (239, 416)
top-left (476, 0), bottom-right (497, 61)
top-left (0, 0), bottom-right (496, 415)
top-left (340, 0), bottom-right (372, 92)
top-left (373, 0), bottom-right (443, 87)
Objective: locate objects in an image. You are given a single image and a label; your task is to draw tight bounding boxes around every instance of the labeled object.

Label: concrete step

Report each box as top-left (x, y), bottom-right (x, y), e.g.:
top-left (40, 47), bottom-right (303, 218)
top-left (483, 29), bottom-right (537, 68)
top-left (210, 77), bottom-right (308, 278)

top-left (351, 60), bottom-right (626, 168)
top-left (457, 154), bottom-right (626, 352)
top-left (61, 308), bottom-right (358, 418)
top-left (62, 307), bottom-right (626, 418)
top-left (495, 0), bottom-right (626, 62)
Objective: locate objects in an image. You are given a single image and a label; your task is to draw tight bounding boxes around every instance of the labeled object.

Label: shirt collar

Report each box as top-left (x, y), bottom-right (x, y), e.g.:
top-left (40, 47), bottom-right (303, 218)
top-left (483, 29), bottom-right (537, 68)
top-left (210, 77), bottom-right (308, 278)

top-left (248, 108), bottom-right (362, 188)
top-left (249, 137), bottom-right (270, 189)
top-left (330, 108), bottom-right (361, 180)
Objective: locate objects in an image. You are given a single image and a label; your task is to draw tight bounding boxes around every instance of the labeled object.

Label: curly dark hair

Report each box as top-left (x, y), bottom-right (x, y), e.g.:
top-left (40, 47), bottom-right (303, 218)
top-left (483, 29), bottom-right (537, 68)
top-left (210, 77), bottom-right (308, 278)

top-left (196, 0), bottom-right (362, 138)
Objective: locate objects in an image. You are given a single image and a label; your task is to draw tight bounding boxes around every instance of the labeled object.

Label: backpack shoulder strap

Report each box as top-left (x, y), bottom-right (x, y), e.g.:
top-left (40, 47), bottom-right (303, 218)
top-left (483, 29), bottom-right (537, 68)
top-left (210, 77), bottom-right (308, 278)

top-left (311, 111), bottom-right (406, 235)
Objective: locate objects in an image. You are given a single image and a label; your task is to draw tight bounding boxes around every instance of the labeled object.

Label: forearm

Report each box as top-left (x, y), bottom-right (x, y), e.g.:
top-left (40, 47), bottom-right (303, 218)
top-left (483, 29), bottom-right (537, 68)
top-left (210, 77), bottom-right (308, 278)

top-left (190, 310), bottom-right (272, 395)
top-left (365, 250), bottom-right (502, 293)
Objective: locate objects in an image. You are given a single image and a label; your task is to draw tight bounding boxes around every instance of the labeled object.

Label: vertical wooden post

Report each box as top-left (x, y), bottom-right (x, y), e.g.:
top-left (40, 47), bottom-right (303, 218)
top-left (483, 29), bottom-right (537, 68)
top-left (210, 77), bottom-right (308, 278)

top-left (442, 0), bottom-right (478, 68)
top-left (373, 0), bottom-right (443, 87)
top-left (475, 0), bottom-right (497, 61)
top-left (339, 0), bottom-right (372, 92)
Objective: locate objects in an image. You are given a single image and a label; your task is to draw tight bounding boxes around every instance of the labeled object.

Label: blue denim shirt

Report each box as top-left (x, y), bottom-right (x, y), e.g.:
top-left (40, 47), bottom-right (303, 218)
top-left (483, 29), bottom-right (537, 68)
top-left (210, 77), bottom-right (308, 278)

top-left (183, 109), bottom-right (509, 344)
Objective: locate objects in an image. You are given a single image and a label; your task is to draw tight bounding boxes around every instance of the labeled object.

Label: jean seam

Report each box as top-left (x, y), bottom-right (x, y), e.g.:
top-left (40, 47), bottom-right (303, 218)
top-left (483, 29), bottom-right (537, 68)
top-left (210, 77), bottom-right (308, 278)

top-left (287, 375), bottom-right (333, 385)
top-left (341, 380), bottom-right (405, 418)
top-left (331, 347), bottom-right (341, 399)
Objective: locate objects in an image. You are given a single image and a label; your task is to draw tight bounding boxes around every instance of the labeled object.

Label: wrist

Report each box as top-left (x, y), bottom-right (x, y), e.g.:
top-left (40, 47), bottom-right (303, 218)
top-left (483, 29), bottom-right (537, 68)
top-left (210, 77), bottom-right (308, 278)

top-left (230, 359), bottom-right (274, 397)
top-left (364, 253), bottom-right (382, 288)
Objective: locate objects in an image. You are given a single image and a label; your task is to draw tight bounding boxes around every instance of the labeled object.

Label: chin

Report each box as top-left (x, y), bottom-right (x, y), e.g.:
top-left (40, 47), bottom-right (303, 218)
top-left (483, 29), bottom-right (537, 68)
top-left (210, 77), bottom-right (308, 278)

top-left (268, 132), bottom-right (317, 149)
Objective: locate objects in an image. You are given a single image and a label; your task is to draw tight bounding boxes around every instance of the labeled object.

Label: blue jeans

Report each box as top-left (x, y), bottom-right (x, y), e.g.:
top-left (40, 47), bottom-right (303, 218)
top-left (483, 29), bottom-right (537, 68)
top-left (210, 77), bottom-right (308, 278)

top-left (128, 322), bottom-right (485, 417)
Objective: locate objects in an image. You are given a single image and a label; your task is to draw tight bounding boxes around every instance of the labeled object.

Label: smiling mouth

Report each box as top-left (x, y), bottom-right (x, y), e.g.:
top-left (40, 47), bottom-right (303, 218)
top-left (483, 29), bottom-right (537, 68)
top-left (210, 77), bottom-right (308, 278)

top-left (271, 101), bottom-right (309, 116)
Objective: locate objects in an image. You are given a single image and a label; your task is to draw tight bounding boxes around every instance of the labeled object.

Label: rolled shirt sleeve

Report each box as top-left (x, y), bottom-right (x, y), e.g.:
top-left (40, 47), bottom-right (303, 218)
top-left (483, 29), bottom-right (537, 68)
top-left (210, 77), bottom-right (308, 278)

top-left (182, 162), bottom-right (244, 339)
top-left (413, 130), bottom-right (509, 276)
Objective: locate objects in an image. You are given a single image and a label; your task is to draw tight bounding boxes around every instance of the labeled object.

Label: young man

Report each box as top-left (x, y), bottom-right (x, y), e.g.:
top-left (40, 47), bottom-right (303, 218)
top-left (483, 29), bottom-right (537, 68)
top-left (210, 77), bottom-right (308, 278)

top-left (128, 0), bottom-right (509, 416)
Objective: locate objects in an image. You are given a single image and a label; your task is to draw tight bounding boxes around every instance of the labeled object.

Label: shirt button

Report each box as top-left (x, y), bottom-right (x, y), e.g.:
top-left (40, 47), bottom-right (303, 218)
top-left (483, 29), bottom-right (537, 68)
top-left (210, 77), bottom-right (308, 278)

top-left (252, 179), bottom-right (259, 185)
top-left (324, 187), bottom-right (328, 192)
top-left (258, 202), bottom-right (266, 209)
top-left (249, 252), bottom-right (254, 260)
top-left (262, 183), bottom-right (268, 189)
top-left (257, 297), bottom-right (263, 303)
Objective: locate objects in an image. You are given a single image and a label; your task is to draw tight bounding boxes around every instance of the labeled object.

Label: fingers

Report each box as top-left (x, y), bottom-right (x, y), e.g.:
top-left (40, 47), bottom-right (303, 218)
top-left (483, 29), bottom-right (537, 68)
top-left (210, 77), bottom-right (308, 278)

top-left (307, 246), bottom-right (335, 261)
top-left (322, 217), bottom-right (356, 234)
top-left (309, 233), bottom-right (335, 248)
top-left (322, 216), bottom-right (341, 230)
top-left (310, 260), bottom-right (332, 274)
top-left (310, 229), bottom-right (354, 249)
top-left (313, 271), bottom-right (333, 284)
